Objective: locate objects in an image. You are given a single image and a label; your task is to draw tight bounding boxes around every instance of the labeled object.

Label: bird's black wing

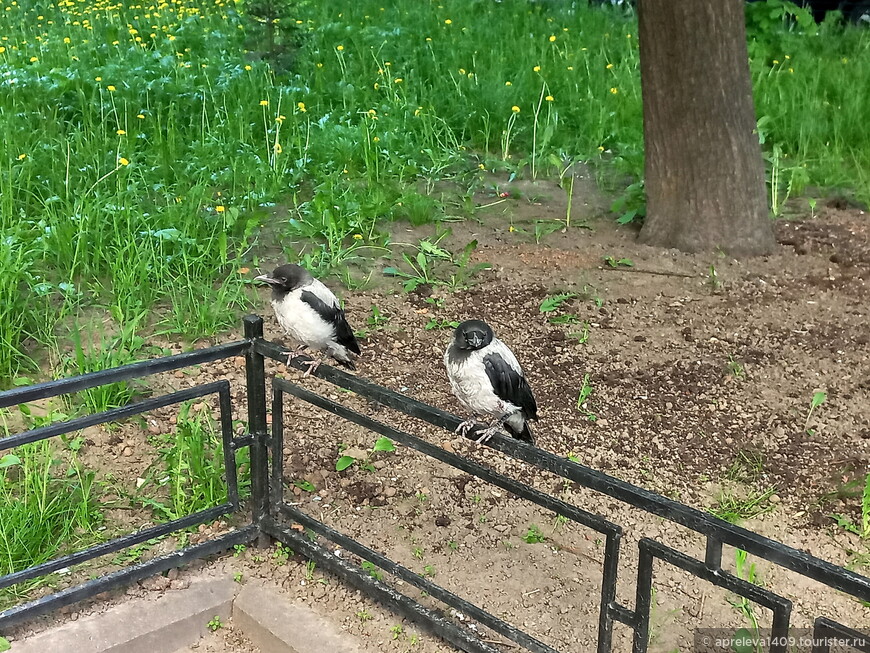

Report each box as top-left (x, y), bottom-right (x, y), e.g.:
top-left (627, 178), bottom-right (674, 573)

top-left (300, 290), bottom-right (361, 354)
top-left (482, 352), bottom-right (537, 420)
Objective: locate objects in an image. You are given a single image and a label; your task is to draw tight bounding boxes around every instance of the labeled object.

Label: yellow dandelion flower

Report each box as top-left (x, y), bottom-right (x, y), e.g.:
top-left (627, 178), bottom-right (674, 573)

top-left (17, 153), bottom-right (26, 160)
top-left (509, 225), bottom-right (516, 233)
top-left (425, 37), bottom-right (432, 42)
top-left (606, 63), bottom-right (614, 69)
top-left (478, 163), bottom-right (485, 170)
top-left (215, 205), bottom-right (226, 213)
top-left (505, 81), bottom-right (512, 86)
top-left (297, 102), bottom-right (306, 112)
top-left (597, 146), bottom-right (605, 152)
top-left (137, 113), bottom-right (145, 119)
top-left (373, 82), bottom-right (379, 90)
top-left (785, 54), bottom-right (791, 59)
top-left (29, 56), bottom-right (38, 62)
top-left (353, 234), bottom-right (363, 240)
top-left (373, 136), bottom-right (380, 142)
top-left (394, 77), bottom-right (403, 83)
top-left (459, 68), bottom-right (466, 74)
top-left (368, 109), bottom-right (377, 116)
top-left (259, 100), bottom-right (269, 106)
top-left (444, 19), bottom-right (452, 24)
top-left (548, 35), bottom-right (556, 42)
top-left (610, 87), bottom-right (618, 94)
top-left (107, 85), bottom-right (116, 91)
top-left (336, 45), bottom-right (344, 51)
top-left (316, 62), bottom-right (323, 68)
top-left (773, 59), bottom-right (780, 64)
top-left (533, 65), bottom-right (540, 72)
top-left (0, 47), bottom-right (5, 54)
top-left (118, 157), bottom-right (129, 166)
top-left (276, 114), bottom-right (286, 123)
top-left (273, 143), bottom-right (282, 153)
top-left (244, 64), bottom-right (252, 71)
top-left (63, 37), bottom-right (70, 44)
top-left (545, 95), bottom-right (554, 102)
top-left (116, 129), bottom-right (126, 135)
top-left (788, 67), bottom-right (794, 73)
top-left (511, 105), bottom-right (520, 113)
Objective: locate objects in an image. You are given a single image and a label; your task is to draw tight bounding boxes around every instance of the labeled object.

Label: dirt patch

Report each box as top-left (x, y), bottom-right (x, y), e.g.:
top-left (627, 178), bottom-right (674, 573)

top-left (5, 189), bottom-right (870, 651)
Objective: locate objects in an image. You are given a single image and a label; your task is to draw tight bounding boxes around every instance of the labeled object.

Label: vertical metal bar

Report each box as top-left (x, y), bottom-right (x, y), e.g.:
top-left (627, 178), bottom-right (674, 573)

top-left (244, 314), bottom-right (269, 547)
top-left (632, 542), bottom-right (654, 653)
top-left (769, 603), bottom-right (792, 653)
top-left (218, 384), bottom-right (239, 509)
top-left (597, 530), bottom-right (622, 653)
top-left (271, 387), bottom-right (285, 510)
top-left (705, 536), bottom-right (722, 570)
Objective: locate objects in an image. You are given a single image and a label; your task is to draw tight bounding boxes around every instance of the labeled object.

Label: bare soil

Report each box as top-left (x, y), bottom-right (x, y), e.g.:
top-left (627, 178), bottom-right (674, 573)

top-left (5, 176), bottom-right (870, 652)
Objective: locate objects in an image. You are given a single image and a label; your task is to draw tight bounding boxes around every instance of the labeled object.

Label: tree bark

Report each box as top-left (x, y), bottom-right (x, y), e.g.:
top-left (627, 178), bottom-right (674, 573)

top-left (637, 0), bottom-right (775, 257)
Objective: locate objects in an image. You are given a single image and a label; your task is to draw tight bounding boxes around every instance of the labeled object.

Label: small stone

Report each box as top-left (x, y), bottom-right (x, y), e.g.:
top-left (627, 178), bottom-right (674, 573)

top-left (441, 440), bottom-right (456, 453)
top-left (170, 579), bottom-right (190, 591)
top-left (173, 371), bottom-right (185, 379)
top-left (167, 568), bottom-right (179, 581)
top-left (122, 447), bottom-right (133, 457)
top-left (435, 515), bottom-right (451, 527)
top-left (770, 494), bottom-right (781, 504)
top-left (384, 487), bottom-right (397, 498)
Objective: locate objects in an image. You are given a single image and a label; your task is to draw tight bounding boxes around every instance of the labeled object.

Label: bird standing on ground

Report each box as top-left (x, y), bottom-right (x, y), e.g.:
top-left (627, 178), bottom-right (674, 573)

top-left (255, 264), bottom-right (361, 376)
top-left (443, 319), bottom-right (538, 444)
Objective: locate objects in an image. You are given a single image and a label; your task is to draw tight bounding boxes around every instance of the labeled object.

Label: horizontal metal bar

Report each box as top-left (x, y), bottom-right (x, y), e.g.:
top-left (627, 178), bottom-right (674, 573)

top-left (640, 538), bottom-right (792, 613)
top-left (257, 338), bottom-right (870, 603)
top-left (279, 503), bottom-right (558, 653)
top-left (0, 526), bottom-right (257, 630)
top-left (273, 378), bottom-right (619, 537)
top-left (0, 504), bottom-right (233, 591)
top-left (262, 519), bottom-right (506, 653)
top-left (0, 340), bottom-right (247, 409)
top-left (1, 381), bottom-right (229, 452)
top-left (230, 434), bottom-right (254, 449)
top-left (813, 617), bottom-right (870, 653)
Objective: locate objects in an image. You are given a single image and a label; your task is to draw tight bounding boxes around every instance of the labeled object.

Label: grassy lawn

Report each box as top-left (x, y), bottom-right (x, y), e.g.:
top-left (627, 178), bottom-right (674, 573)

top-left (0, 0), bottom-right (867, 380)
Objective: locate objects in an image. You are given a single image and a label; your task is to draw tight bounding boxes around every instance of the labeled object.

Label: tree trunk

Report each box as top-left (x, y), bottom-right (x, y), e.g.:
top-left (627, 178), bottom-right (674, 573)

top-left (637, 0), bottom-right (775, 257)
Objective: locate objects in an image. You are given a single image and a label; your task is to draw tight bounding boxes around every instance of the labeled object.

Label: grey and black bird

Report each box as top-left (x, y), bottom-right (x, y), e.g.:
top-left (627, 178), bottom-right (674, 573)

top-left (255, 264), bottom-right (361, 376)
top-left (443, 319), bottom-right (537, 444)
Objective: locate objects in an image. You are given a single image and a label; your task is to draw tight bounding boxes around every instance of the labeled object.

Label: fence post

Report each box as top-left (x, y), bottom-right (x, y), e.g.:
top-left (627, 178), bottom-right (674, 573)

top-left (243, 314), bottom-right (270, 548)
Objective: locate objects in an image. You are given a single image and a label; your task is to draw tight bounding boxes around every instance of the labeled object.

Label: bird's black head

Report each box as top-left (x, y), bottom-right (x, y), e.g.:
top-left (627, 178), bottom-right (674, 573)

top-left (254, 264), bottom-right (312, 293)
top-left (453, 319), bottom-right (494, 351)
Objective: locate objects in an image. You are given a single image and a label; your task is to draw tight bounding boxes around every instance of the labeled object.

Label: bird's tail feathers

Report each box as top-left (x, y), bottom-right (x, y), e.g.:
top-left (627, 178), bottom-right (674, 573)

top-left (336, 357), bottom-right (356, 371)
top-left (505, 417), bottom-right (534, 444)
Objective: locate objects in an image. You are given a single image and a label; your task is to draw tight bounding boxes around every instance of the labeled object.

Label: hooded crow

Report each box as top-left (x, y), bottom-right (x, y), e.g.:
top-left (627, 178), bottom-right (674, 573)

top-left (443, 319), bottom-right (537, 444)
top-left (255, 264), bottom-right (361, 376)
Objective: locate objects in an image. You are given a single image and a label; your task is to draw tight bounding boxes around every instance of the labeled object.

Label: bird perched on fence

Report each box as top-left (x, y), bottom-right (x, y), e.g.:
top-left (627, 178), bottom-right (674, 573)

top-left (255, 264), bottom-right (360, 376)
top-left (443, 319), bottom-right (537, 444)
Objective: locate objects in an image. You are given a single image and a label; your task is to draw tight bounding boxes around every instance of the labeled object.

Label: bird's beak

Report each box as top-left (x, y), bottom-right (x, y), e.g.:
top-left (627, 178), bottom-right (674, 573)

top-left (468, 333), bottom-right (483, 349)
top-left (254, 274), bottom-right (278, 285)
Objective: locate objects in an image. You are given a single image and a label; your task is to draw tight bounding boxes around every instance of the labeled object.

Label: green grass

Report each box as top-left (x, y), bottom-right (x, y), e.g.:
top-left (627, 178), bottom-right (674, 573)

top-left (138, 401), bottom-right (251, 521)
top-left (0, 440), bottom-right (102, 605)
top-left (1, 0), bottom-right (869, 384)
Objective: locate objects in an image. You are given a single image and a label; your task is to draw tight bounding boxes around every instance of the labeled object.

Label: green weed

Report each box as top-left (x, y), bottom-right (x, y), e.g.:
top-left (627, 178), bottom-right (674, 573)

top-left (138, 402), bottom-right (251, 521)
top-left (0, 440), bottom-right (102, 604)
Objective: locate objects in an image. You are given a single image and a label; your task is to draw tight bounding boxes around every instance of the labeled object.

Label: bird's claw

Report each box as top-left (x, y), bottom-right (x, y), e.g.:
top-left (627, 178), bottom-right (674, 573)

top-left (286, 345), bottom-right (308, 367)
top-left (302, 357), bottom-right (322, 378)
top-left (455, 419), bottom-right (477, 438)
top-left (475, 423), bottom-right (503, 444)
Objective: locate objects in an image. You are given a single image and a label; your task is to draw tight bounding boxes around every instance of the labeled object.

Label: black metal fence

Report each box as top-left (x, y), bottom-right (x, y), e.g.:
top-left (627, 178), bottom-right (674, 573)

top-left (2, 314), bottom-right (870, 653)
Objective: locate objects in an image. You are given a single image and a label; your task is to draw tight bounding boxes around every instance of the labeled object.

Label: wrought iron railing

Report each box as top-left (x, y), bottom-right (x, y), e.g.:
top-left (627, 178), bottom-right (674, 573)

top-left (2, 314), bottom-right (869, 653)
